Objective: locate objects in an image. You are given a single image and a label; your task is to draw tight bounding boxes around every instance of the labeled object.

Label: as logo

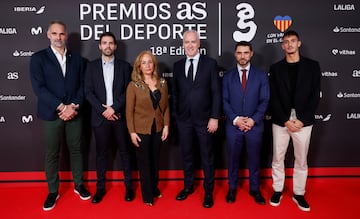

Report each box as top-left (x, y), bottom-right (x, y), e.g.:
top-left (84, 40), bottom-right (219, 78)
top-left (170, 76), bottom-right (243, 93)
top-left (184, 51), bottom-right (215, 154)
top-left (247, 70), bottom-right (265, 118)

top-left (7, 72), bottom-right (19, 80)
top-left (22, 115), bottom-right (33, 124)
top-left (176, 2), bottom-right (207, 20)
top-left (31, 26), bottom-right (42, 35)
top-left (233, 3), bottom-right (257, 42)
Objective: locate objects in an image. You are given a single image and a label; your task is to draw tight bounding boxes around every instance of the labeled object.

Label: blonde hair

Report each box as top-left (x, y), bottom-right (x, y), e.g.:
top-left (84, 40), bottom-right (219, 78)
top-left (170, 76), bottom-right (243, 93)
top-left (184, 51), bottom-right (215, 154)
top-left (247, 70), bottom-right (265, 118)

top-left (131, 50), bottom-right (159, 82)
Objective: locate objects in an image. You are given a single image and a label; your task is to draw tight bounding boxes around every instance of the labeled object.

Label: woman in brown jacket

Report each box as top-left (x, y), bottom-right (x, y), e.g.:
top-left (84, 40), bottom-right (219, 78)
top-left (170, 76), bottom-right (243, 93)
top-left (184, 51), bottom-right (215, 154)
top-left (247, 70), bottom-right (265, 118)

top-left (126, 50), bottom-right (170, 206)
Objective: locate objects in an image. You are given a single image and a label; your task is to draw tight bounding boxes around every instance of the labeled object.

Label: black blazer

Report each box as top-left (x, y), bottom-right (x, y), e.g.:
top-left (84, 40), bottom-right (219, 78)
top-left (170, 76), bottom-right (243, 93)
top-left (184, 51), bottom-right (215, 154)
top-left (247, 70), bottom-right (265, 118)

top-left (30, 47), bottom-right (86, 121)
top-left (172, 55), bottom-right (221, 126)
top-left (84, 58), bottom-right (131, 127)
top-left (269, 56), bottom-right (321, 127)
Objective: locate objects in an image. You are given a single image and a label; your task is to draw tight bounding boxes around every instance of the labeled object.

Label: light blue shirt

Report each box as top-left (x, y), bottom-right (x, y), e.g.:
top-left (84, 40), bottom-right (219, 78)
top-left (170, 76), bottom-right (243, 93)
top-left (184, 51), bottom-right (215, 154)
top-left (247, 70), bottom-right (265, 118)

top-left (102, 57), bottom-right (114, 106)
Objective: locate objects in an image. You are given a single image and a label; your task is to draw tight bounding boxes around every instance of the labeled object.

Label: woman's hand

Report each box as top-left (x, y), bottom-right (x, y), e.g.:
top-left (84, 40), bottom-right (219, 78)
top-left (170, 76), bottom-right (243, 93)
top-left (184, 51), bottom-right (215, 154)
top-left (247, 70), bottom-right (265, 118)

top-left (161, 126), bottom-right (169, 141)
top-left (130, 132), bottom-right (141, 147)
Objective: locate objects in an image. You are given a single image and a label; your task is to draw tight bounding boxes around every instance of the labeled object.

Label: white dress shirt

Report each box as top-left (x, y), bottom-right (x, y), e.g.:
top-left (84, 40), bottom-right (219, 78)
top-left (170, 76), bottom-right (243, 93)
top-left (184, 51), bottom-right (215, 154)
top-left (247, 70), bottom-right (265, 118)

top-left (185, 53), bottom-right (200, 80)
top-left (51, 46), bottom-right (67, 77)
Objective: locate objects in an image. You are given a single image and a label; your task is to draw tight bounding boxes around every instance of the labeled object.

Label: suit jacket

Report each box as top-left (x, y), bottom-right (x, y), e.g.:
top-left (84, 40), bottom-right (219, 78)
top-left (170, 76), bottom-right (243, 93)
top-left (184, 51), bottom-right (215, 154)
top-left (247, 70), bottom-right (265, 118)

top-left (269, 56), bottom-right (321, 127)
top-left (126, 79), bottom-right (170, 135)
top-left (172, 55), bottom-right (221, 125)
top-left (222, 65), bottom-right (269, 132)
top-left (30, 47), bottom-right (86, 121)
top-left (84, 58), bottom-right (131, 127)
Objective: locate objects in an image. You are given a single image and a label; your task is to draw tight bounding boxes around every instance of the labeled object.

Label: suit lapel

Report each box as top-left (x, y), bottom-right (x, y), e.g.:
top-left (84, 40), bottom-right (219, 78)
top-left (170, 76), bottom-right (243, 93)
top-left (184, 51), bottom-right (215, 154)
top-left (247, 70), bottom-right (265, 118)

top-left (46, 47), bottom-right (65, 78)
top-left (193, 55), bottom-right (202, 83)
top-left (280, 59), bottom-right (291, 92)
top-left (98, 59), bottom-right (108, 100)
top-left (296, 58), bottom-right (306, 90)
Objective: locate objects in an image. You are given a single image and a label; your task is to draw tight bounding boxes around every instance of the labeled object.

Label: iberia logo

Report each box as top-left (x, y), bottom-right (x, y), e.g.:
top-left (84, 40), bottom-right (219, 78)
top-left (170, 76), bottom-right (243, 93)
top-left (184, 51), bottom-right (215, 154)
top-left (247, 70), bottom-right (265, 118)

top-left (273, 15), bottom-right (292, 32)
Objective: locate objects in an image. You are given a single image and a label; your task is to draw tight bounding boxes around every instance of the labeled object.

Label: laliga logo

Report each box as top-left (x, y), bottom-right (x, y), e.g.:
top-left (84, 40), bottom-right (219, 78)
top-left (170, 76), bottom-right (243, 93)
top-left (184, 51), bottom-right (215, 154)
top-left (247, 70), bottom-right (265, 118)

top-left (273, 16), bottom-right (292, 32)
top-left (233, 3), bottom-right (257, 42)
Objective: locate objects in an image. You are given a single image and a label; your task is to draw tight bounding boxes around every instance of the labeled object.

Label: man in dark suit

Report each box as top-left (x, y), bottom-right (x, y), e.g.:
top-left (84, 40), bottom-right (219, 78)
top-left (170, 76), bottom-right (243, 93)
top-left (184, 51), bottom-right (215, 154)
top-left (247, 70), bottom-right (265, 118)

top-left (84, 32), bottom-right (134, 204)
top-left (172, 30), bottom-right (221, 208)
top-left (268, 30), bottom-right (321, 212)
top-left (30, 20), bottom-right (91, 211)
top-left (222, 41), bottom-right (269, 205)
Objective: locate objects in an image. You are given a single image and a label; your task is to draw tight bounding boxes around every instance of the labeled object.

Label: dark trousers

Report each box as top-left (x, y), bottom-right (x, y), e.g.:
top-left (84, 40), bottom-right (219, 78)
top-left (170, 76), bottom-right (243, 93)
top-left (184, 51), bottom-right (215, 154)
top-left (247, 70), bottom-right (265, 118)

top-left (43, 116), bottom-right (83, 193)
top-left (93, 119), bottom-right (132, 190)
top-left (226, 126), bottom-right (262, 192)
top-left (135, 122), bottom-right (161, 203)
top-left (177, 119), bottom-right (215, 194)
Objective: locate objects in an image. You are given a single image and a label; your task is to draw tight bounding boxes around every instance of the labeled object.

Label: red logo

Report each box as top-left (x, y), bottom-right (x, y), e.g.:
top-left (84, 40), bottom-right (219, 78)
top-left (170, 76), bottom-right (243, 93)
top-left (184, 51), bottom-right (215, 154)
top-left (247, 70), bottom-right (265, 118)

top-left (273, 16), bottom-right (292, 32)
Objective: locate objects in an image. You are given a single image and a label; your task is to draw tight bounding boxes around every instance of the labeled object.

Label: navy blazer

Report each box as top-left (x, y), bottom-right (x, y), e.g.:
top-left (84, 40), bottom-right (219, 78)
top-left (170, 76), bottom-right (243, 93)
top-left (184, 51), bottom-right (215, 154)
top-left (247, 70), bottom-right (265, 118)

top-left (30, 47), bottom-right (86, 121)
top-left (222, 65), bottom-right (269, 132)
top-left (172, 55), bottom-right (221, 125)
top-left (84, 58), bottom-right (131, 127)
top-left (269, 56), bottom-right (321, 127)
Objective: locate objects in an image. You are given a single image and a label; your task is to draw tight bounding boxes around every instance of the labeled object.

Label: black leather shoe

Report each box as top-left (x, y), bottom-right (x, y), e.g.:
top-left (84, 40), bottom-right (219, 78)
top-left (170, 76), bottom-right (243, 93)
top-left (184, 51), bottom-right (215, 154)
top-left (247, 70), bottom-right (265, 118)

top-left (226, 189), bottom-right (236, 203)
top-left (250, 191), bottom-right (266, 205)
top-left (176, 187), bottom-right (194, 201)
top-left (125, 188), bottom-right (135, 201)
top-left (203, 193), bottom-right (214, 208)
top-left (92, 189), bottom-right (106, 204)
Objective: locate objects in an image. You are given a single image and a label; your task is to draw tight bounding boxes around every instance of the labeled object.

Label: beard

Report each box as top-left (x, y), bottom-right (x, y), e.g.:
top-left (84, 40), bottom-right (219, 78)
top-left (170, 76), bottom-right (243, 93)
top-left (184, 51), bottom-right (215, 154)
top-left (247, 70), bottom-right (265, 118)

top-left (102, 49), bottom-right (114, 57)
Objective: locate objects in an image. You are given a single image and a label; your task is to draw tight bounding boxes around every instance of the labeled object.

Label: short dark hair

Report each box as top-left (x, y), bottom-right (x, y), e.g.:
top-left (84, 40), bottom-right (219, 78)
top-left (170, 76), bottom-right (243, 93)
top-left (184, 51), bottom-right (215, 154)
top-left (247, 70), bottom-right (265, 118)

top-left (283, 30), bottom-right (300, 40)
top-left (48, 20), bottom-right (66, 31)
top-left (235, 41), bottom-right (252, 51)
top-left (99, 32), bottom-right (117, 45)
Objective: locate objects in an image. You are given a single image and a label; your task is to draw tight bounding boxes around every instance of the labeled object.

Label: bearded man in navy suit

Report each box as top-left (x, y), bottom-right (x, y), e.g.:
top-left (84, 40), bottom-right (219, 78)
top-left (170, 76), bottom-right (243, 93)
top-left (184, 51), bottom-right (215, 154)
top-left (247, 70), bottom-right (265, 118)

top-left (172, 30), bottom-right (222, 208)
top-left (30, 20), bottom-right (91, 211)
top-left (222, 41), bottom-right (269, 205)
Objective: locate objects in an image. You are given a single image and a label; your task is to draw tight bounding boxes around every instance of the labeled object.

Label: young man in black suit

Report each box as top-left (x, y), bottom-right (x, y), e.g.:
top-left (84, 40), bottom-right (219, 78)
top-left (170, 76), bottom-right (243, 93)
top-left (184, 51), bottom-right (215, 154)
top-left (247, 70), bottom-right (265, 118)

top-left (172, 30), bottom-right (222, 208)
top-left (268, 30), bottom-right (321, 212)
top-left (84, 32), bottom-right (134, 204)
top-left (30, 20), bottom-right (91, 211)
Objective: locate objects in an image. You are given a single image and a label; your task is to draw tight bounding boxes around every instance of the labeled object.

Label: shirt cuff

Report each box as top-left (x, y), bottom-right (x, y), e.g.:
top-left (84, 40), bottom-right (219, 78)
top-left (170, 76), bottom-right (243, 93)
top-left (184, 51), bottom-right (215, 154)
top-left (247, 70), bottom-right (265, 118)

top-left (233, 116), bottom-right (239, 126)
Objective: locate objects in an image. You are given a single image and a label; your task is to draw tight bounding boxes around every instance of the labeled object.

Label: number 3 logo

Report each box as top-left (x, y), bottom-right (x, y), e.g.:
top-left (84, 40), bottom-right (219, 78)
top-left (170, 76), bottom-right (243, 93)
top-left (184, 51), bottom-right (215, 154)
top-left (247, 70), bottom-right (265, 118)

top-left (232, 3), bottom-right (257, 42)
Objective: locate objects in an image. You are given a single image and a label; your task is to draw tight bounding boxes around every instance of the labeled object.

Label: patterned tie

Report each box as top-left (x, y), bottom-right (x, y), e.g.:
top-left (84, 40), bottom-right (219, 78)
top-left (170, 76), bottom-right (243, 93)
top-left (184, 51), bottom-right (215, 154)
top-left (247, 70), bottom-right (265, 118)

top-left (187, 59), bottom-right (194, 83)
top-left (241, 69), bottom-right (247, 91)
